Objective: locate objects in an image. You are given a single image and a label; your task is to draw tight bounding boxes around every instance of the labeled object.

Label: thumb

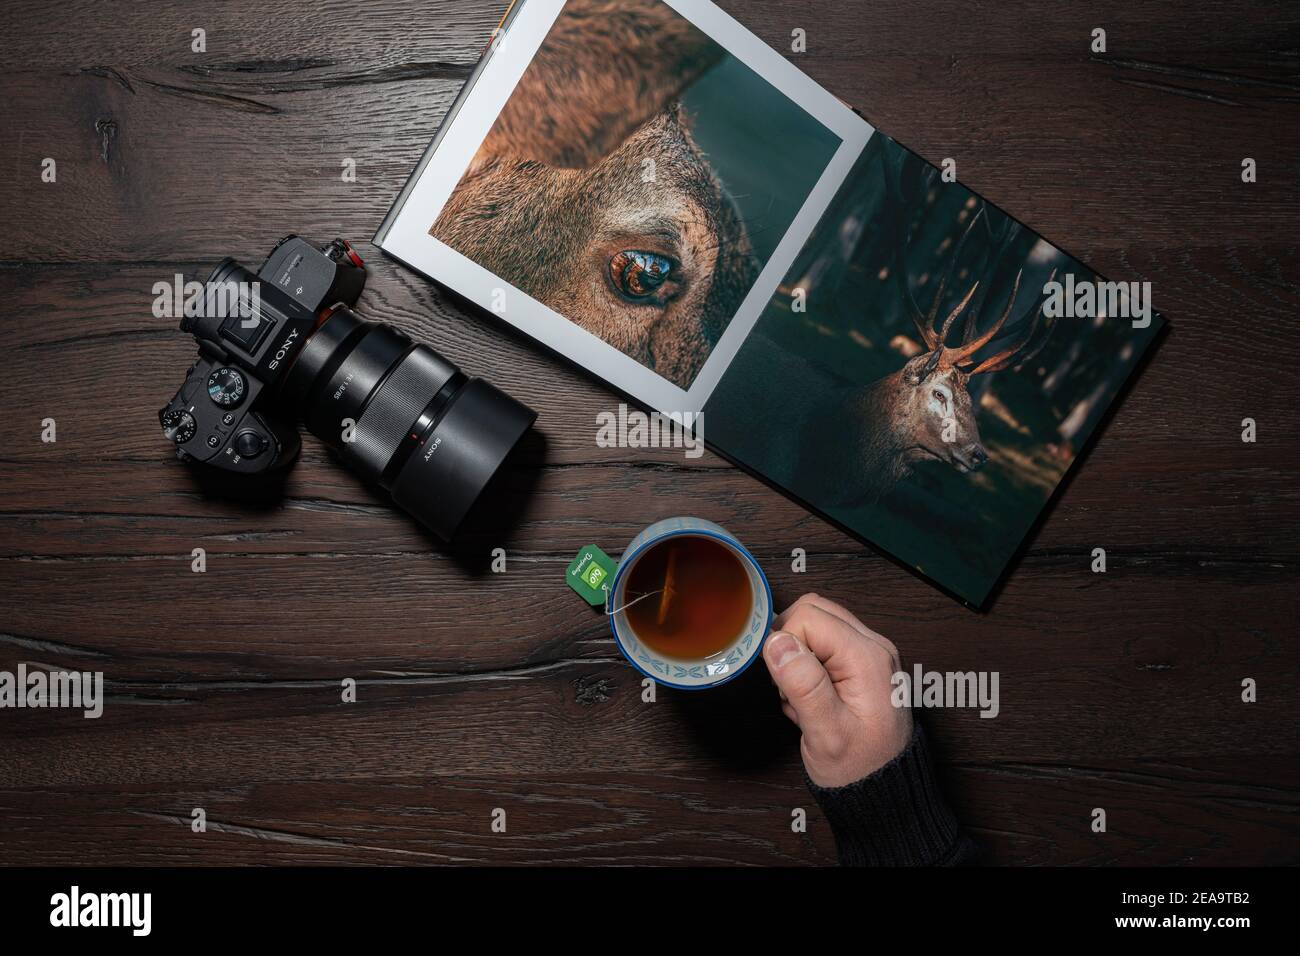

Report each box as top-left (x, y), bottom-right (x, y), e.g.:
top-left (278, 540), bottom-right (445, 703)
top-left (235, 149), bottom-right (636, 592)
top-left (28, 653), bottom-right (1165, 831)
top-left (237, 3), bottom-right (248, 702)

top-left (763, 631), bottom-right (842, 732)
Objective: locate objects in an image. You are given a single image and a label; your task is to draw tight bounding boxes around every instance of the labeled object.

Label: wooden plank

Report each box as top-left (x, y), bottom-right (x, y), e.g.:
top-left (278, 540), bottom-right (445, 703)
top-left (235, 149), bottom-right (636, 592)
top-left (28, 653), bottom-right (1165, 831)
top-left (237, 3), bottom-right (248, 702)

top-left (0, 773), bottom-right (838, 866)
top-left (3, 753), bottom-right (1296, 865)
top-left (1, 563), bottom-right (1295, 751)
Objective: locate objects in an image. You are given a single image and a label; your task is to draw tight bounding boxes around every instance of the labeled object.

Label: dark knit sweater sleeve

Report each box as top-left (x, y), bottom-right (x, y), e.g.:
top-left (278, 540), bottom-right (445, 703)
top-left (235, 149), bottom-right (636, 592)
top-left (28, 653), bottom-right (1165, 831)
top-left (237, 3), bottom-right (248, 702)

top-left (805, 724), bottom-right (978, 866)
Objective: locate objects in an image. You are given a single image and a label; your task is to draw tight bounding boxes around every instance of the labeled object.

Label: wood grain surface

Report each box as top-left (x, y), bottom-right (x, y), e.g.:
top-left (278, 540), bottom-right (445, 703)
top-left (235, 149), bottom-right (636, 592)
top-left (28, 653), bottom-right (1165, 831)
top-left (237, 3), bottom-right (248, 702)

top-left (1, 0), bottom-right (1298, 865)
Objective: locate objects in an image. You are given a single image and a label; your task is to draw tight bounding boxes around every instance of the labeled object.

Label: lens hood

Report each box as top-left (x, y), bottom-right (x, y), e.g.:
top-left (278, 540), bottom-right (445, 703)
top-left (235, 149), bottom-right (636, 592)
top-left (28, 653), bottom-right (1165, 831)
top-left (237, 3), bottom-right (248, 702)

top-left (389, 378), bottom-right (536, 541)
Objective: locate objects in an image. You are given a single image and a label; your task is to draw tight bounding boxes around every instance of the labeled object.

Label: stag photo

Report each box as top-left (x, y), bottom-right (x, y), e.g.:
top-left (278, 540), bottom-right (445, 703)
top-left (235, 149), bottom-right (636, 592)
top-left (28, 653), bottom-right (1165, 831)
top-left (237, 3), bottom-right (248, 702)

top-left (707, 134), bottom-right (1165, 605)
top-left (429, 0), bottom-right (841, 388)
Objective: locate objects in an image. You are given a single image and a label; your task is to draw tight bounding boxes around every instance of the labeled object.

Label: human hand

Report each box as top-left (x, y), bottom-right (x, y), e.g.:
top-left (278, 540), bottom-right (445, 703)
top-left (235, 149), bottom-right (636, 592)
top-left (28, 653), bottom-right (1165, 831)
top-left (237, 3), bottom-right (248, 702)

top-left (762, 593), bottom-right (912, 788)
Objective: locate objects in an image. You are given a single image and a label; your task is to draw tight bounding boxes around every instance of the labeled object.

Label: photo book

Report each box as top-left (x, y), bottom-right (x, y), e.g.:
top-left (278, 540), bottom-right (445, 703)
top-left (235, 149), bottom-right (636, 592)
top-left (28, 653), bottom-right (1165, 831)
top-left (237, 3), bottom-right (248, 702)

top-left (375, 0), bottom-right (1166, 607)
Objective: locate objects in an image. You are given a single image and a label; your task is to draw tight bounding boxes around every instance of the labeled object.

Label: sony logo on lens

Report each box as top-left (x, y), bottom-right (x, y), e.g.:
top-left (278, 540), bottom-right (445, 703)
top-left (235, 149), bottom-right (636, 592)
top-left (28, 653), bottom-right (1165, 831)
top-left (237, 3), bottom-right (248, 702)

top-left (266, 328), bottom-right (300, 370)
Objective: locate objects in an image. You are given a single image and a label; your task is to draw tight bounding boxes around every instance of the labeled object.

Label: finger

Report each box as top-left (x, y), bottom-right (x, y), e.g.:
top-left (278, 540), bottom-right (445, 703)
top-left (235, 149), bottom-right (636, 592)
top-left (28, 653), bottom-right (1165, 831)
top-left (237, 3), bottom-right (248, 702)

top-left (777, 593), bottom-right (899, 659)
top-left (763, 630), bottom-right (842, 734)
top-left (777, 603), bottom-right (881, 683)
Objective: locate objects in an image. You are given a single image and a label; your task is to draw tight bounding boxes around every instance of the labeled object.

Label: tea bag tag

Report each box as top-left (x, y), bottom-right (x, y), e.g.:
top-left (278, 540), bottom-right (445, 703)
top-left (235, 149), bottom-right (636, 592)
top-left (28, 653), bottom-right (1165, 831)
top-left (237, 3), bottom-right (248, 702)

top-left (566, 544), bottom-right (617, 607)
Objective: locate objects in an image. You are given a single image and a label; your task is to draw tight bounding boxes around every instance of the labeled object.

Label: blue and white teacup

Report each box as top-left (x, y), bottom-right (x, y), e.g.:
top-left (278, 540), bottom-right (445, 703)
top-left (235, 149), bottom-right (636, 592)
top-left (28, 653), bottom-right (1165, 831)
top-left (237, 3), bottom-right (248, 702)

top-left (609, 517), bottom-right (772, 690)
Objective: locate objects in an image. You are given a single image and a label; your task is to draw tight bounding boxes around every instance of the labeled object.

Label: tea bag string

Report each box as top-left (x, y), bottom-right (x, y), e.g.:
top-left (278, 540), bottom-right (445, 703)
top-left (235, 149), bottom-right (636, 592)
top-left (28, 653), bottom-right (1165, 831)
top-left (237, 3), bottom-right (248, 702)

top-left (608, 541), bottom-right (679, 619)
top-left (605, 589), bottom-right (663, 617)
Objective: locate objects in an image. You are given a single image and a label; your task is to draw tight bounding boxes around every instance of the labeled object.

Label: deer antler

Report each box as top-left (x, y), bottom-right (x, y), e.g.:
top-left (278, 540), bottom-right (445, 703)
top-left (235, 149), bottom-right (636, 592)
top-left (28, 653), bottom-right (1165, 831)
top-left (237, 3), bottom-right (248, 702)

top-left (966, 268), bottom-right (1058, 375)
top-left (884, 150), bottom-right (1000, 357)
top-left (886, 157), bottom-right (941, 349)
top-left (884, 150), bottom-right (1057, 377)
top-left (960, 218), bottom-right (1021, 345)
top-left (890, 186), bottom-right (986, 353)
top-left (946, 268), bottom-right (1024, 366)
top-left (921, 280), bottom-right (980, 377)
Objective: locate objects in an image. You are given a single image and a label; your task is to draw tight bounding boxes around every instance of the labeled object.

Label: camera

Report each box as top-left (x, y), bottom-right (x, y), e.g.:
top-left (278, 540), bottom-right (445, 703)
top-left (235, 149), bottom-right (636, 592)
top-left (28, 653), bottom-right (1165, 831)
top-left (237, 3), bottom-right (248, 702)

top-left (157, 236), bottom-right (537, 540)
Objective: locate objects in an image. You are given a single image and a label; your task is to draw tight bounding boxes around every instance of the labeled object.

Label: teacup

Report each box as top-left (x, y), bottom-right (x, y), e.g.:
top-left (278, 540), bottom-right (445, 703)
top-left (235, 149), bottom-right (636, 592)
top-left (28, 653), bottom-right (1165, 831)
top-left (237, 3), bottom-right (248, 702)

top-left (609, 517), bottom-right (771, 690)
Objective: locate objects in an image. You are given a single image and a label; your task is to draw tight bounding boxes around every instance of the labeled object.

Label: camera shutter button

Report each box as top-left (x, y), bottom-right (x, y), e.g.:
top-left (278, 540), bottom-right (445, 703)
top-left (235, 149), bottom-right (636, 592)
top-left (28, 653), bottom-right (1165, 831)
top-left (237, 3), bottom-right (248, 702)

top-left (234, 430), bottom-right (268, 458)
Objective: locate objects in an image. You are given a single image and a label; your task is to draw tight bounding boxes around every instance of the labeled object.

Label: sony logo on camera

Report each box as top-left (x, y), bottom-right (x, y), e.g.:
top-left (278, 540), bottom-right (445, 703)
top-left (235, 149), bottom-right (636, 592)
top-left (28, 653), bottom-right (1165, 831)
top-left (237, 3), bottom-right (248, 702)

top-left (266, 327), bottom-right (301, 371)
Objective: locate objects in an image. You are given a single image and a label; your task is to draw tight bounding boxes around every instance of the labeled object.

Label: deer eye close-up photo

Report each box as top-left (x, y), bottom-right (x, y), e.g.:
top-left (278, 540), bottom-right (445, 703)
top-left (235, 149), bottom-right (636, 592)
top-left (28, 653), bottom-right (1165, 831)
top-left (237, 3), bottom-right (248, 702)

top-left (608, 250), bottom-right (676, 302)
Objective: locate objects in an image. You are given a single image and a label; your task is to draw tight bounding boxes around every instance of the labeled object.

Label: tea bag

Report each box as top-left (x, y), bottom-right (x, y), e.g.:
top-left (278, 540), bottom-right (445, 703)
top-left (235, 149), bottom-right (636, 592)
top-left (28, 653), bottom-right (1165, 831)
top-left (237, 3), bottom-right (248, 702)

top-left (655, 544), bottom-right (679, 628)
top-left (606, 542), bottom-right (679, 620)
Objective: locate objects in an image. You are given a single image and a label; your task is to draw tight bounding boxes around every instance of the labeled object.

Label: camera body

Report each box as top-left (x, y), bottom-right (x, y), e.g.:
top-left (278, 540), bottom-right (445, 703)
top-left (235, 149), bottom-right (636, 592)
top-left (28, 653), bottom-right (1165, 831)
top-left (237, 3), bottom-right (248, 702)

top-left (159, 236), bottom-right (537, 540)
top-left (159, 236), bottom-right (365, 474)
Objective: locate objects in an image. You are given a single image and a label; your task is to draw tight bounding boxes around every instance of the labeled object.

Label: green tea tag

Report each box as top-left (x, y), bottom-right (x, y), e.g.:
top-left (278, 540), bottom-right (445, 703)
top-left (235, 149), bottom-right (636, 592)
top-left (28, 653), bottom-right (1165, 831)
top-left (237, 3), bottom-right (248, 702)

top-left (566, 544), bottom-right (617, 607)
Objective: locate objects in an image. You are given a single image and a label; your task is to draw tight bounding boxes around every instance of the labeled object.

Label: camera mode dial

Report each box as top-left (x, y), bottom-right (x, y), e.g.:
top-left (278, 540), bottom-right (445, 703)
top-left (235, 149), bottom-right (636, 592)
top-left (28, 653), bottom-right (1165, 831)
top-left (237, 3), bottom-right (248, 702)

top-left (207, 367), bottom-right (247, 408)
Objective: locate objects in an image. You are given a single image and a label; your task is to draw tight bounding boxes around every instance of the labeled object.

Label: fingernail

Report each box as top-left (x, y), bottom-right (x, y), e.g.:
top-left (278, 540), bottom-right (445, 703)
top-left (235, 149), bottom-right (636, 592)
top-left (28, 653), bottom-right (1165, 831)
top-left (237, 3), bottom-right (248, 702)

top-left (766, 631), bottom-right (801, 669)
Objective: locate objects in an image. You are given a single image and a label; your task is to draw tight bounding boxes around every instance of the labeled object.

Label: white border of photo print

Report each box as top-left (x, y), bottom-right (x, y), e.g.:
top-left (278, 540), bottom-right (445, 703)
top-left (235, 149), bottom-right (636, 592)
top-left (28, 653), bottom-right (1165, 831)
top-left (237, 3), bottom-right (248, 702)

top-left (378, 0), bottom-right (873, 416)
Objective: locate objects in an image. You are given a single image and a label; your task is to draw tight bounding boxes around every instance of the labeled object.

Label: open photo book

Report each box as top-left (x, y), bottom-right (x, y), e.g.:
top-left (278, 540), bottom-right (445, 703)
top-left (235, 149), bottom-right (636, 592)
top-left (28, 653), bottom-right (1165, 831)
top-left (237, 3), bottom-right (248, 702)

top-left (375, 0), bottom-right (1165, 607)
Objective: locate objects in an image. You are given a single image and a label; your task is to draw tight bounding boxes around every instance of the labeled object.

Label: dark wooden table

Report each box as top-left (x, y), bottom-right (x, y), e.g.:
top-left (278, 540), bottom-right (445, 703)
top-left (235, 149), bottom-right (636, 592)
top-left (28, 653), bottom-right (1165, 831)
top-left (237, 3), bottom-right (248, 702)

top-left (2, 0), bottom-right (1298, 866)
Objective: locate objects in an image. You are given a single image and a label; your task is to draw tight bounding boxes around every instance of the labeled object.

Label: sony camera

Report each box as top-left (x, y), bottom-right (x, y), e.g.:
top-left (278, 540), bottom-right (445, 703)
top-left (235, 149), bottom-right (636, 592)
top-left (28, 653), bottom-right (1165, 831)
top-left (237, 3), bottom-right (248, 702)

top-left (157, 236), bottom-right (537, 540)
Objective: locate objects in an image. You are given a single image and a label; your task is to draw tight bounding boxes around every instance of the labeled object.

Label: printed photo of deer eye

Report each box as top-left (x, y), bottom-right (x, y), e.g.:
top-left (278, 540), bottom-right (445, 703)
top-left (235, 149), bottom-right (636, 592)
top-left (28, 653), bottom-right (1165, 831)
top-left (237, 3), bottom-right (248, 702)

top-left (609, 250), bottom-right (675, 301)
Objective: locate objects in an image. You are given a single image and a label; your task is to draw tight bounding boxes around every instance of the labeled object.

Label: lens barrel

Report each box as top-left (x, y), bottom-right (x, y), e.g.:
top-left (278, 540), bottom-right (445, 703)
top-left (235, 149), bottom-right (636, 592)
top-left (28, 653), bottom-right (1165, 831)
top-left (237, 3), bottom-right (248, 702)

top-left (282, 306), bottom-right (536, 540)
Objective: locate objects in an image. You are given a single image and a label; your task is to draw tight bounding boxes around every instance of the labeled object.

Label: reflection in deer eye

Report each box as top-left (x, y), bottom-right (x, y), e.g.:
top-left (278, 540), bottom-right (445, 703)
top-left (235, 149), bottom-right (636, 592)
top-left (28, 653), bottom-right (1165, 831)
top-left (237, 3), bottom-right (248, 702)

top-left (609, 250), bottom-right (674, 300)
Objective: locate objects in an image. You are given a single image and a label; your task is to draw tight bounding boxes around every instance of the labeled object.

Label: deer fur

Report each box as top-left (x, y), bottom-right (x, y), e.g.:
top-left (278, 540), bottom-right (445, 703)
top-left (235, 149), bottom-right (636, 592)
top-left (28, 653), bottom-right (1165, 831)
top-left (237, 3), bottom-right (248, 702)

top-left (431, 0), bottom-right (757, 388)
top-left (479, 0), bottom-right (727, 170)
top-left (711, 340), bottom-right (986, 508)
top-left (713, 251), bottom-right (1051, 508)
top-left (800, 356), bottom-right (987, 505)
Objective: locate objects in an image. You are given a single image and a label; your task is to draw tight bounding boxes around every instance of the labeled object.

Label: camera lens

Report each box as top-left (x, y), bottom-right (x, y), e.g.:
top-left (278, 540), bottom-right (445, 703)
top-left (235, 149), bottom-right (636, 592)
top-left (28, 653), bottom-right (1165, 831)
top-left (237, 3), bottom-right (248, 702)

top-left (282, 306), bottom-right (536, 540)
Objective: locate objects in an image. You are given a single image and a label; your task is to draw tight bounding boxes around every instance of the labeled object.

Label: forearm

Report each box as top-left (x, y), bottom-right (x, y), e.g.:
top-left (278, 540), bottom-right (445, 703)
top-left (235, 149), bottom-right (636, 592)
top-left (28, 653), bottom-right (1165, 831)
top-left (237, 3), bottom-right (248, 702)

top-left (806, 723), bottom-right (978, 866)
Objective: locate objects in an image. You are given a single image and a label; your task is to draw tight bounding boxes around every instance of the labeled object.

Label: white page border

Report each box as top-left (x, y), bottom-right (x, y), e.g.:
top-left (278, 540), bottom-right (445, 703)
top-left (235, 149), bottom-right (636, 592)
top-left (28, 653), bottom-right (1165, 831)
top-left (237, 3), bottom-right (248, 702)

top-left (380, 0), bottom-right (874, 415)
